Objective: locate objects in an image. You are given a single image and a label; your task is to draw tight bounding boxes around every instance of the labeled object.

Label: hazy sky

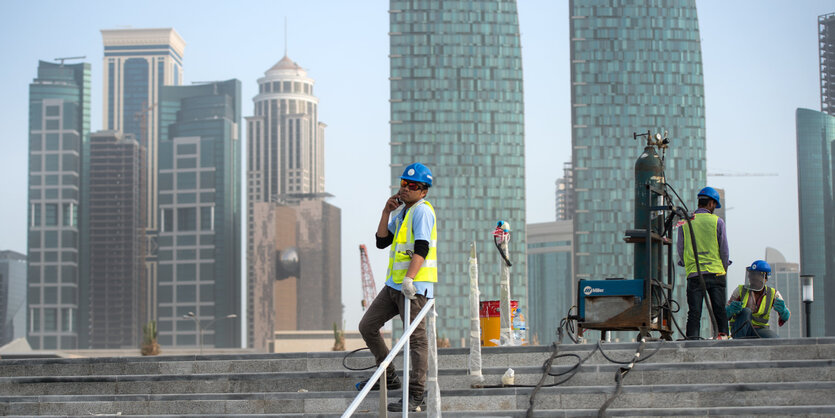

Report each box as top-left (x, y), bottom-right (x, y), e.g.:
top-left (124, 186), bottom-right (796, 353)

top-left (1, 1), bottom-right (831, 337)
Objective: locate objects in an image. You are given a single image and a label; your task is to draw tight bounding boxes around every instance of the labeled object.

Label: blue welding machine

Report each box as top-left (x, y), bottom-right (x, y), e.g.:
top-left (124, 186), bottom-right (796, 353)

top-left (577, 279), bottom-right (645, 325)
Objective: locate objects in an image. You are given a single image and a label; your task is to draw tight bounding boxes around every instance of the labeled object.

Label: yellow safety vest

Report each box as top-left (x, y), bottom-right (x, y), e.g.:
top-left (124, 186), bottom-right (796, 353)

top-left (387, 199), bottom-right (437, 283)
top-left (730, 285), bottom-right (776, 327)
top-left (682, 213), bottom-right (726, 276)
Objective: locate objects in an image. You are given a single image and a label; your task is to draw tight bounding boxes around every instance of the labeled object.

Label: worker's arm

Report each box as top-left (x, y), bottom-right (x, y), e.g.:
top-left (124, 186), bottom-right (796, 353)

top-left (773, 290), bottom-right (790, 325)
top-left (716, 217), bottom-right (730, 271)
top-left (376, 194), bottom-right (401, 248)
top-left (725, 287), bottom-right (743, 318)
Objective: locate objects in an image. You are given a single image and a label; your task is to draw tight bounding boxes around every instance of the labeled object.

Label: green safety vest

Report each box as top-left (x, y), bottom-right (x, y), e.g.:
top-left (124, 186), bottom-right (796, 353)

top-left (386, 199), bottom-right (437, 283)
top-left (730, 285), bottom-right (776, 328)
top-left (682, 213), bottom-right (726, 276)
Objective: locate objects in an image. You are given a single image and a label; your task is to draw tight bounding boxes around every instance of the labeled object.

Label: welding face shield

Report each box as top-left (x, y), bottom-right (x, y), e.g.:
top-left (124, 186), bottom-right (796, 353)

top-left (744, 270), bottom-right (767, 292)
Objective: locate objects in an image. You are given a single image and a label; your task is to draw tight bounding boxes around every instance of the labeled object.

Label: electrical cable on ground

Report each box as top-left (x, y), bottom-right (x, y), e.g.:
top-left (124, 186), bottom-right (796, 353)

top-left (342, 347), bottom-right (384, 371)
top-left (597, 337), bottom-right (649, 417)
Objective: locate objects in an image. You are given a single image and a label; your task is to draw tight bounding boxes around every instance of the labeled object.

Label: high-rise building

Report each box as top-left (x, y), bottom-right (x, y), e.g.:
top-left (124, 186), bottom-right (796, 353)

top-left (27, 60), bottom-right (90, 350)
top-left (764, 247), bottom-right (802, 338)
top-left (795, 107), bottom-right (835, 336)
top-left (389, 0), bottom-right (527, 346)
top-left (87, 131), bottom-right (145, 348)
top-left (0, 251), bottom-right (28, 346)
top-left (820, 13), bottom-right (835, 115)
top-left (569, 0), bottom-right (706, 338)
top-left (101, 28), bottom-right (186, 326)
top-left (556, 162), bottom-right (574, 221)
top-left (526, 221), bottom-right (573, 345)
top-left (157, 80), bottom-right (242, 348)
top-left (245, 55), bottom-right (327, 348)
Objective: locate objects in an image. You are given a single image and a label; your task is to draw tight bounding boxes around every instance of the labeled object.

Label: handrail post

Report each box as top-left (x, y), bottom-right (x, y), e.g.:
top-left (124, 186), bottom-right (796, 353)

top-left (379, 371), bottom-right (388, 417)
top-left (403, 296), bottom-right (410, 418)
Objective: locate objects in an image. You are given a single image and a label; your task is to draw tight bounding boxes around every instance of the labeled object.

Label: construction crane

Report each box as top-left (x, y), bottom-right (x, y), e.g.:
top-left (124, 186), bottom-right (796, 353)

top-left (707, 172), bottom-right (777, 177)
top-left (54, 56), bottom-right (86, 66)
top-left (359, 245), bottom-right (377, 310)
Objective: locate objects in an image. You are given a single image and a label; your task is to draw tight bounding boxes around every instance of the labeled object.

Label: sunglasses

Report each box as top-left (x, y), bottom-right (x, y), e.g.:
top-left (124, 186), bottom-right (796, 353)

top-left (400, 179), bottom-right (426, 191)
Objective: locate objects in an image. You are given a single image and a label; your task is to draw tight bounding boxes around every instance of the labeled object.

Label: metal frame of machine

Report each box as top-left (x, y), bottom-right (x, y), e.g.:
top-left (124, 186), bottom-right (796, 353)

top-left (576, 131), bottom-right (675, 341)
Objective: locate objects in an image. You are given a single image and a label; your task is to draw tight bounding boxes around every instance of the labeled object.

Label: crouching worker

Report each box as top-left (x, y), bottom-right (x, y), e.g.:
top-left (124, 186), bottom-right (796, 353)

top-left (726, 260), bottom-right (790, 338)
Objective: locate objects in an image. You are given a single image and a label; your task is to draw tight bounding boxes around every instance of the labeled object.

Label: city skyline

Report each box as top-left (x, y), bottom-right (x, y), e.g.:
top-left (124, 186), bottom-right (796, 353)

top-left (1, 1), bottom-right (830, 336)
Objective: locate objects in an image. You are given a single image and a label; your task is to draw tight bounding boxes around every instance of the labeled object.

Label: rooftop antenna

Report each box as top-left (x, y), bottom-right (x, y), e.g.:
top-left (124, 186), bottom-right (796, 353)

top-left (54, 56), bottom-right (86, 66)
top-left (284, 16), bottom-right (288, 57)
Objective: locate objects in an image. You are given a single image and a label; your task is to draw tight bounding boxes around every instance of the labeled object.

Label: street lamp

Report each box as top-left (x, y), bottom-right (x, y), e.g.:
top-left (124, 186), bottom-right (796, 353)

top-left (183, 312), bottom-right (238, 355)
top-left (801, 275), bottom-right (814, 338)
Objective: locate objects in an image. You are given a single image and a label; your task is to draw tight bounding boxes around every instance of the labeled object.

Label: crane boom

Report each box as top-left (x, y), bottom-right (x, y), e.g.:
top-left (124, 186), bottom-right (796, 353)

top-left (359, 245), bottom-right (376, 310)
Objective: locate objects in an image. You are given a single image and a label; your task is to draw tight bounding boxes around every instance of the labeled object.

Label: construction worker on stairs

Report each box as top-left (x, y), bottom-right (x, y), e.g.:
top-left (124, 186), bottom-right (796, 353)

top-left (357, 162), bottom-right (437, 413)
top-left (726, 260), bottom-right (790, 338)
top-left (677, 186), bottom-right (731, 339)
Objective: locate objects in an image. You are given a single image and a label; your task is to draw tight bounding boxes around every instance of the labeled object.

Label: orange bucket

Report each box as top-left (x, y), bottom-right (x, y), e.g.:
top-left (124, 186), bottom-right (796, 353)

top-left (479, 300), bottom-right (518, 346)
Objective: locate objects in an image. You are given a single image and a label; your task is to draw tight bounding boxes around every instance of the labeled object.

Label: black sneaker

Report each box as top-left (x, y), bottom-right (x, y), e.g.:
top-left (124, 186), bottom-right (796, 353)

top-left (355, 372), bottom-right (401, 391)
top-left (387, 392), bottom-right (426, 412)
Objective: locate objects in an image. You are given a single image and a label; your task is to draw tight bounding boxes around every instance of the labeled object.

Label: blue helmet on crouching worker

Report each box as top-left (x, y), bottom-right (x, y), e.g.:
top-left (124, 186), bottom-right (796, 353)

top-left (745, 260), bottom-right (771, 292)
top-left (400, 162), bottom-right (433, 187)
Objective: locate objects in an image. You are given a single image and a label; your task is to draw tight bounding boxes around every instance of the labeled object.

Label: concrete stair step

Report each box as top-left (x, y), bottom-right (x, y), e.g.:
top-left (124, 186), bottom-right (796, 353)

top-left (3, 337), bottom-right (834, 379)
top-left (2, 381), bottom-right (834, 415)
top-left (0, 358), bottom-right (831, 396)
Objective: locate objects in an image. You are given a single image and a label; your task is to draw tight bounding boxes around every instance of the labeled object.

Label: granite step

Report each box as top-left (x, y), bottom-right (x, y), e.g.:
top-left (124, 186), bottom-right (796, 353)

top-left (1, 381), bottom-right (834, 415)
top-left (2, 337), bottom-right (833, 379)
top-left (0, 358), bottom-right (830, 396)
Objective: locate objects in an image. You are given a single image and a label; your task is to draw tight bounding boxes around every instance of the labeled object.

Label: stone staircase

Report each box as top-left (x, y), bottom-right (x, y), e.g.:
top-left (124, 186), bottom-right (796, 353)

top-left (0, 337), bottom-right (834, 417)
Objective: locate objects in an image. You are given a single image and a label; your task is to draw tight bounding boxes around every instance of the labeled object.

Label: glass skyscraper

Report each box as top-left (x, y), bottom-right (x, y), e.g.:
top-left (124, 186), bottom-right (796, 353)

top-left (527, 221), bottom-right (573, 345)
top-left (819, 13), bottom-right (835, 115)
top-left (27, 60), bottom-right (90, 349)
top-left (389, 0), bottom-right (526, 346)
top-left (157, 80), bottom-right (242, 348)
top-left (569, 0), bottom-right (706, 338)
top-left (87, 131), bottom-right (145, 348)
top-left (795, 107), bottom-right (835, 337)
top-left (101, 28), bottom-right (186, 325)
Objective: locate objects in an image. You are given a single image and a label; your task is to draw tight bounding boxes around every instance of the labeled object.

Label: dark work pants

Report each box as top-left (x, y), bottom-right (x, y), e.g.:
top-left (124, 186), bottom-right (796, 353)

top-left (686, 274), bottom-right (729, 338)
top-left (358, 285), bottom-right (428, 395)
top-left (730, 308), bottom-right (779, 338)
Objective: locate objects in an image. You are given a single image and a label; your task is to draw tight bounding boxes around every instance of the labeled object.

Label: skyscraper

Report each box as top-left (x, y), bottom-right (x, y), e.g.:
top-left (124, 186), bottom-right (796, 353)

top-left (0, 250), bottom-right (27, 346)
top-left (389, 0), bottom-right (527, 346)
top-left (820, 13), bottom-right (835, 115)
top-left (157, 80), bottom-right (242, 348)
top-left (245, 55), bottom-right (327, 348)
top-left (569, 0), bottom-right (706, 337)
top-left (795, 107), bottom-right (835, 336)
top-left (764, 247), bottom-right (802, 338)
top-left (526, 221), bottom-right (573, 344)
top-left (27, 60), bottom-right (90, 349)
top-left (556, 162), bottom-right (574, 221)
top-left (101, 28), bottom-right (186, 325)
top-left (87, 131), bottom-right (145, 348)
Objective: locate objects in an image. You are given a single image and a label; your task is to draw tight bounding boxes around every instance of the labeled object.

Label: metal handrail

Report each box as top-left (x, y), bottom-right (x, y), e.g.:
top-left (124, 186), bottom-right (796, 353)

top-left (343, 297), bottom-right (436, 417)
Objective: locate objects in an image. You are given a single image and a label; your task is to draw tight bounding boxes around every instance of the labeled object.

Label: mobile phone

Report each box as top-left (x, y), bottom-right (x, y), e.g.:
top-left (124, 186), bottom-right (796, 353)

top-left (395, 196), bottom-right (403, 204)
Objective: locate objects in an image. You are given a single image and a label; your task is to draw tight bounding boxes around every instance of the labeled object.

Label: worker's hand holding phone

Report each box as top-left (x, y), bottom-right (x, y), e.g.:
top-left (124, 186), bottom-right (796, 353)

top-left (384, 193), bottom-right (402, 213)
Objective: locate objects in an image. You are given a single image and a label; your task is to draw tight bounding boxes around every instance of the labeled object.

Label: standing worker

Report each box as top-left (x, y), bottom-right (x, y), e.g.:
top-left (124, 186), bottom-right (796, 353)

top-left (726, 260), bottom-right (790, 338)
top-left (358, 162), bottom-right (437, 412)
top-left (677, 186), bottom-right (731, 339)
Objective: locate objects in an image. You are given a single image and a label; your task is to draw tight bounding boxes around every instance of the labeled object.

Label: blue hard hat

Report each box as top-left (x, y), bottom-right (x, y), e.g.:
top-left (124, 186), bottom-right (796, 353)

top-left (697, 187), bottom-right (722, 208)
top-left (746, 260), bottom-right (771, 275)
top-left (400, 162), bottom-right (433, 187)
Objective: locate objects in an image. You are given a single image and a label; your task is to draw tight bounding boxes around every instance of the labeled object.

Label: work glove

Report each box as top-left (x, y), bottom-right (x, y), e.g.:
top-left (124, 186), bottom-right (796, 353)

top-left (726, 300), bottom-right (743, 318)
top-left (402, 277), bottom-right (417, 300)
top-left (774, 299), bottom-right (790, 325)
